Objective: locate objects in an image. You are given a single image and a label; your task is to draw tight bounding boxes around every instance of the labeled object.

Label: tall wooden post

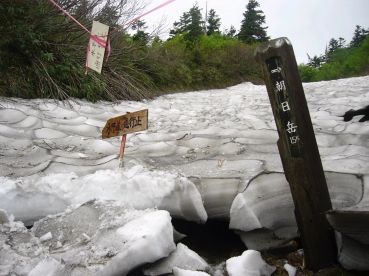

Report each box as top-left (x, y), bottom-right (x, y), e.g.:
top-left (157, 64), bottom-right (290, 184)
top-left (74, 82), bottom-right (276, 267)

top-left (255, 37), bottom-right (337, 270)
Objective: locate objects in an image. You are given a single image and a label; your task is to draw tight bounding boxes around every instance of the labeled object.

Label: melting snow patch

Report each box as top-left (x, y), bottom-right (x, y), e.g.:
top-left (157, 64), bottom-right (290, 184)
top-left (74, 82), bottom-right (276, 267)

top-left (226, 250), bottom-right (275, 276)
top-left (143, 243), bottom-right (209, 275)
top-left (284, 263), bottom-right (297, 276)
top-left (0, 164), bottom-right (207, 224)
top-left (1, 200), bottom-right (176, 275)
top-left (173, 267), bottom-right (211, 276)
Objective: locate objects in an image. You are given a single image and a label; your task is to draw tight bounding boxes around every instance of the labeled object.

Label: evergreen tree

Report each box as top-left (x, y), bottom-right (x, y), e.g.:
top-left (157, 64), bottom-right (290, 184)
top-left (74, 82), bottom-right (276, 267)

top-left (326, 37), bottom-right (347, 62)
top-left (350, 25), bottom-right (369, 47)
top-left (170, 4), bottom-right (204, 41)
top-left (238, 0), bottom-right (268, 43)
top-left (328, 38), bottom-right (339, 55)
top-left (225, 26), bottom-right (237, 38)
top-left (307, 54), bottom-right (324, 68)
top-left (206, 9), bottom-right (221, 36)
top-left (131, 20), bottom-right (149, 45)
top-left (338, 37), bottom-right (346, 48)
top-left (95, 2), bottom-right (120, 27)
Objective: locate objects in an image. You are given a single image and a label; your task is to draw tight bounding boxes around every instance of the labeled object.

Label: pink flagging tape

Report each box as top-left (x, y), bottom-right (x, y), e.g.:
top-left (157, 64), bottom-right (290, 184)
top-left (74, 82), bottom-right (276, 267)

top-left (49, 0), bottom-right (107, 47)
top-left (48, 0), bottom-right (91, 34)
top-left (48, 0), bottom-right (176, 72)
top-left (49, 0), bottom-right (110, 72)
top-left (124, 0), bottom-right (176, 27)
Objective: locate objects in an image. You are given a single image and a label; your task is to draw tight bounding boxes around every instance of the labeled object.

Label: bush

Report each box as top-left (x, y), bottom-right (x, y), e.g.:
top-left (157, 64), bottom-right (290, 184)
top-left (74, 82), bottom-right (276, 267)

top-left (299, 36), bottom-right (369, 82)
top-left (0, 1), bottom-right (264, 100)
top-left (0, 0), bottom-right (155, 101)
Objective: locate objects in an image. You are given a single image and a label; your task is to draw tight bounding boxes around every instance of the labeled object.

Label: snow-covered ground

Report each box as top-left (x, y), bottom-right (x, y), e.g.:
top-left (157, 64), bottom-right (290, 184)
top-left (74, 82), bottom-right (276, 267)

top-left (0, 76), bottom-right (368, 275)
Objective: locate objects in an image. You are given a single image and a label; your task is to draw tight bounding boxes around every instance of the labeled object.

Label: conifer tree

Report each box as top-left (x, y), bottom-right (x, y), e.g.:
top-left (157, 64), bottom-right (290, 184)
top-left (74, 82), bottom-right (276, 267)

top-left (131, 20), bottom-right (149, 45)
top-left (326, 37), bottom-right (346, 62)
top-left (206, 9), bottom-right (221, 36)
top-left (170, 4), bottom-right (204, 41)
top-left (328, 38), bottom-right (339, 55)
top-left (338, 37), bottom-right (346, 48)
top-left (238, 0), bottom-right (268, 43)
top-left (350, 25), bottom-right (369, 47)
top-left (307, 54), bottom-right (324, 68)
top-left (225, 26), bottom-right (237, 38)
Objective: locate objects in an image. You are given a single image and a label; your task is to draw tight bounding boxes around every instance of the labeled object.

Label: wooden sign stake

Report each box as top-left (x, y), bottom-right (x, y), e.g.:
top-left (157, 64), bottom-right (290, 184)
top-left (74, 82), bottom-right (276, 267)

top-left (255, 38), bottom-right (336, 271)
top-left (119, 134), bottom-right (127, 168)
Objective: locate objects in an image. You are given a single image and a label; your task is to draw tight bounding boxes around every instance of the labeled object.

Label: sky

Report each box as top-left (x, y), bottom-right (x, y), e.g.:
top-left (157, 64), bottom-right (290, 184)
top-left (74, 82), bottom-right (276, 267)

top-left (143, 0), bottom-right (369, 64)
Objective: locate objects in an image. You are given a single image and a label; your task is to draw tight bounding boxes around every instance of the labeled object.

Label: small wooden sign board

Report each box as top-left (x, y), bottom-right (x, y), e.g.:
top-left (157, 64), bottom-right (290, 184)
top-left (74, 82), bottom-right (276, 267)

top-left (102, 109), bottom-right (148, 139)
top-left (87, 21), bottom-right (109, 74)
top-left (102, 109), bottom-right (148, 167)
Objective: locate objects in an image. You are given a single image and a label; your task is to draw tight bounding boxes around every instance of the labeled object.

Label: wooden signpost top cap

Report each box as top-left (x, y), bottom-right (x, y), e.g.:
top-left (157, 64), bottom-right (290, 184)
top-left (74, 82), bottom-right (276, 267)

top-left (254, 37), bottom-right (292, 56)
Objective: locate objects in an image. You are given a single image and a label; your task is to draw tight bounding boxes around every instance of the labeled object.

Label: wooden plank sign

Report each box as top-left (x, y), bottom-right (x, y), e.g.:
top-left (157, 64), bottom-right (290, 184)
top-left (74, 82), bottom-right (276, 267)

top-left (102, 109), bottom-right (148, 139)
top-left (87, 21), bottom-right (109, 74)
top-left (255, 38), bottom-right (337, 271)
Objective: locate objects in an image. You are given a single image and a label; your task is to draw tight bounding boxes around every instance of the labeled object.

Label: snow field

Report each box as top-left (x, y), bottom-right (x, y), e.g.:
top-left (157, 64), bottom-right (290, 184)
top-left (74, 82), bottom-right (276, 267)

top-left (1, 76), bottom-right (369, 274)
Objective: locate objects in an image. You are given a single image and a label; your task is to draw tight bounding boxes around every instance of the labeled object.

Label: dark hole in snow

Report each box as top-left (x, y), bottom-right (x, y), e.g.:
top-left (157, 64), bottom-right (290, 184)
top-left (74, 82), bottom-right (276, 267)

top-left (127, 218), bottom-right (246, 276)
top-left (171, 218), bottom-right (246, 264)
top-left (25, 224), bottom-right (33, 230)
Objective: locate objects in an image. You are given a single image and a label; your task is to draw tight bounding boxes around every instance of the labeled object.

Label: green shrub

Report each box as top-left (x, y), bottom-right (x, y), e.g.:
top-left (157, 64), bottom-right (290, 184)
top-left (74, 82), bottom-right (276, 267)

top-left (299, 36), bottom-right (369, 82)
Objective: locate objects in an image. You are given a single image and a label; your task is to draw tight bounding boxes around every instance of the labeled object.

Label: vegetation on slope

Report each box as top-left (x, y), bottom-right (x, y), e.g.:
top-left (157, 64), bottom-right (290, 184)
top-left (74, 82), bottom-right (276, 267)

top-left (0, 0), bottom-right (367, 101)
top-left (0, 0), bottom-right (268, 101)
top-left (299, 26), bottom-right (369, 82)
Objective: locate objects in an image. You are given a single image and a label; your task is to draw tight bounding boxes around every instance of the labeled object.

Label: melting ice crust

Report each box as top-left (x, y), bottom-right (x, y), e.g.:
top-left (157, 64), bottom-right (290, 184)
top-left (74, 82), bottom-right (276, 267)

top-left (1, 76), bottom-right (369, 274)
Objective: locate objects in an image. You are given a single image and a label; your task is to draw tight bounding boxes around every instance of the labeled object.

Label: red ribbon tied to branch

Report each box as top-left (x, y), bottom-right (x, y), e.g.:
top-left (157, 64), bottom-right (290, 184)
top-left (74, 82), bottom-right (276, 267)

top-left (48, 0), bottom-right (177, 72)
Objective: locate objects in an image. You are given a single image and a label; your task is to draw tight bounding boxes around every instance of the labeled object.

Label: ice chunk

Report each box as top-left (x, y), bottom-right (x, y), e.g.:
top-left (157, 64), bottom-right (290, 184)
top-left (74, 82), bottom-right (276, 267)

top-left (0, 166), bottom-right (207, 223)
top-left (0, 185), bottom-right (69, 226)
top-left (173, 267), bottom-right (211, 276)
top-left (173, 228), bottom-right (187, 242)
top-left (0, 209), bottom-right (9, 224)
top-left (229, 193), bottom-right (261, 232)
top-left (226, 250), bottom-right (275, 276)
top-left (230, 172), bottom-right (363, 245)
top-left (39, 232), bottom-right (52, 242)
top-left (143, 243), bottom-right (209, 275)
top-left (284, 263), bottom-right (296, 276)
top-left (31, 200), bottom-right (176, 275)
top-left (336, 232), bottom-right (369, 271)
top-left (192, 177), bottom-right (240, 219)
top-left (0, 218), bottom-right (46, 275)
top-left (229, 173), bottom-right (295, 233)
top-left (28, 257), bottom-right (65, 276)
top-left (238, 228), bottom-right (293, 251)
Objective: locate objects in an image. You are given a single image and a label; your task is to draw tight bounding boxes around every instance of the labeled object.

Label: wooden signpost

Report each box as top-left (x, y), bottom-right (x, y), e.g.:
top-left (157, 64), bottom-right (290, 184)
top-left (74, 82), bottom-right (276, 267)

top-left (102, 109), bottom-right (148, 167)
top-left (255, 38), bottom-right (337, 270)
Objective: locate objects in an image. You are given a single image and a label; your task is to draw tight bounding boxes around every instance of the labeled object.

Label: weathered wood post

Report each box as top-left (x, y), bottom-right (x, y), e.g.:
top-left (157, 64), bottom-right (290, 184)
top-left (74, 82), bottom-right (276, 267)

top-left (255, 37), bottom-right (337, 270)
